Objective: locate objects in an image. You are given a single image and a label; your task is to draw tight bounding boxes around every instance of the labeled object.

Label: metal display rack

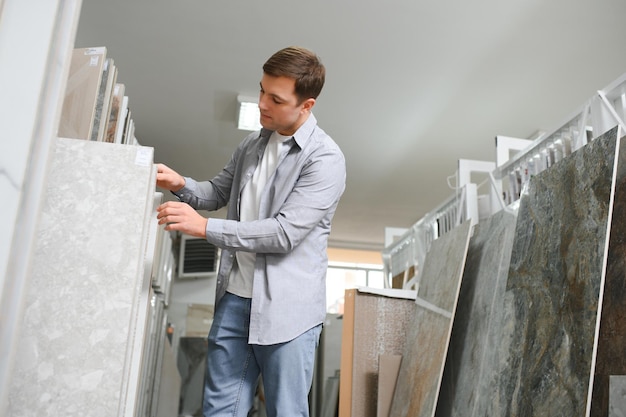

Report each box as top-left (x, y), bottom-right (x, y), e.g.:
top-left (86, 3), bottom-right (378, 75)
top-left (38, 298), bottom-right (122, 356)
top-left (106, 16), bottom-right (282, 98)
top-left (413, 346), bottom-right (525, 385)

top-left (382, 72), bottom-right (626, 289)
top-left (382, 159), bottom-right (495, 289)
top-left (495, 72), bottom-right (626, 205)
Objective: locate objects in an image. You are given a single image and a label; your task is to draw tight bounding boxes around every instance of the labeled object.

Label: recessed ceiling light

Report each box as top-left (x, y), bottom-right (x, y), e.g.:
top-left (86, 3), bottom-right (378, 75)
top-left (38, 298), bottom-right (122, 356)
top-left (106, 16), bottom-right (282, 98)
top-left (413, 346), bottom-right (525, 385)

top-left (237, 95), bottom-right (262, 131)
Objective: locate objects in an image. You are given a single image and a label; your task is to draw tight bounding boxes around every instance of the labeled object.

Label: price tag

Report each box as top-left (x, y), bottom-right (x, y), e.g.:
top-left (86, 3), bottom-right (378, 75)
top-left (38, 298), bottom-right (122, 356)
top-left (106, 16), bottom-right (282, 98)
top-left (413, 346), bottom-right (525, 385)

top-left (135, 147), bottom-right (152, 167)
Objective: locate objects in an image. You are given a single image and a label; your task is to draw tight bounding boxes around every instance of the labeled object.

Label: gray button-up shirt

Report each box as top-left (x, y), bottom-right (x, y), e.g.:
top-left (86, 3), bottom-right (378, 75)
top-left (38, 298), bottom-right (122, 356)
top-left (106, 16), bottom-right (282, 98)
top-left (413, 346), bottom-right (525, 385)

top-left (174, 114), bottom-right (346, 344)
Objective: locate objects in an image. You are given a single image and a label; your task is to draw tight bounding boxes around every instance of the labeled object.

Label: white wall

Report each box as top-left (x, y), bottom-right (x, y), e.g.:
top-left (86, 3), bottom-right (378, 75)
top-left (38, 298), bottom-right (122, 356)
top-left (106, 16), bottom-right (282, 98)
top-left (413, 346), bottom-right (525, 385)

top-left (0, 1), bottom-right (81, 413)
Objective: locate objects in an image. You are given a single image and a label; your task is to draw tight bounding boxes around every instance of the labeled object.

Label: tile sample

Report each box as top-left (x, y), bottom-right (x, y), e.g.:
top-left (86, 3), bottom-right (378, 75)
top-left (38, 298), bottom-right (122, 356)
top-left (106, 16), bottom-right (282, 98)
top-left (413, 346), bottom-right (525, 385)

top-left (8, 138), bottom-right (157, 417)
top-left (496, 127), bottom-right (619, 416)
top-left (106, 83), bottom-right (125, 143)
top-left (436, 208), bottom-right (518, 417)
top-left (90, 58), bottom-right (117, 142)
top-left (378, 354), bottom-right (403, 417)
top-left (591, 127), bottom-right (626, 417)
top-left (58, 47), bottom-right (107, 140)
top-left (389, 220), bottom-right (473, 417)
top-left (339, 289), bottom-right (417, 417)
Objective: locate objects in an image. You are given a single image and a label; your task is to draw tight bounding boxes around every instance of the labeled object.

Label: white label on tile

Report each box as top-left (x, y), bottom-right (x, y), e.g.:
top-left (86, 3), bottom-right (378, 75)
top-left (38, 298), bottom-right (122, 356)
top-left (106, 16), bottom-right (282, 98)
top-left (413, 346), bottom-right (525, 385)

top-left (135, 148), bottom-right (151, 167)
top-left (84, 47), bottom-right (106, 55)
top-left (89, 56), bottom-right (99, 67)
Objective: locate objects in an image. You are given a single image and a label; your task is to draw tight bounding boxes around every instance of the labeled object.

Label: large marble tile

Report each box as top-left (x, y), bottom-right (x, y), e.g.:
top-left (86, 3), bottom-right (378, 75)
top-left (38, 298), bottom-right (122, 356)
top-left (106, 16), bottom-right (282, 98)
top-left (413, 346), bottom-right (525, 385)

top-left (436, 208), bottom-right (518, 417)
top-left (389, 220), bottom-right (472, 417)
top-left (591, 127), bottom-right (626, 416)
top-left (494, 127), bottom-right (619, 416)
top-left (8, 138), bottom-right (156, 417)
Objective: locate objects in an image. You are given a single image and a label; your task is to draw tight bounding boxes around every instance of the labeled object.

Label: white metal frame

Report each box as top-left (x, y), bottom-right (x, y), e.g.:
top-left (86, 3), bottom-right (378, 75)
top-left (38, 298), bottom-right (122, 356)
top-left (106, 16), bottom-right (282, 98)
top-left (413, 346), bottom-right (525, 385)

top-left (381, 180), bottom-right (480, 289)
top-left (494, 72), bottom-right (626, 206)
top-left (382, 71), bottom-right (626, 292)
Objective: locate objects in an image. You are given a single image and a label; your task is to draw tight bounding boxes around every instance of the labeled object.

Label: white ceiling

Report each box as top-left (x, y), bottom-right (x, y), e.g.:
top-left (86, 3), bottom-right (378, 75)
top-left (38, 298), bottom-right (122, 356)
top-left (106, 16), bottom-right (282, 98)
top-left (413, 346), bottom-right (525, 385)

top-left (74, 0), bottom-right (626, 251)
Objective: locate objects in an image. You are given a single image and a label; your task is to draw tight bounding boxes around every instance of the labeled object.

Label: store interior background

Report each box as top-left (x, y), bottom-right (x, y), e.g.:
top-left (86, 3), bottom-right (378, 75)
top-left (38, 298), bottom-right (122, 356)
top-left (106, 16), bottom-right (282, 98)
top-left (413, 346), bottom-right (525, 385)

top-left (5, 0), bottom-right (626, 416)
top-left (74, 0), bottom-right (626, 251)
top-left (72, 1), bottom-right (626, 415)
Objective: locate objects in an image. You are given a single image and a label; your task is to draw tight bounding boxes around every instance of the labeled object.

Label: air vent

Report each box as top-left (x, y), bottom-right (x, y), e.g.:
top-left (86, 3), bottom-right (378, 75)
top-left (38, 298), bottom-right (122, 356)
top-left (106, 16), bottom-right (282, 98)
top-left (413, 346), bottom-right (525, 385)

top-left (178, 235), bottom-right (218, 279)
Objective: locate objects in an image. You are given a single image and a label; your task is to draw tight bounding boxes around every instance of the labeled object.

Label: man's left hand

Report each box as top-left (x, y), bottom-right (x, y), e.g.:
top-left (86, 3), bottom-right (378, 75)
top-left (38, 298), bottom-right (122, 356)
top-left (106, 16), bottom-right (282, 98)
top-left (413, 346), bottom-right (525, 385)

top-left (156, 201), bottom-right (208, 238)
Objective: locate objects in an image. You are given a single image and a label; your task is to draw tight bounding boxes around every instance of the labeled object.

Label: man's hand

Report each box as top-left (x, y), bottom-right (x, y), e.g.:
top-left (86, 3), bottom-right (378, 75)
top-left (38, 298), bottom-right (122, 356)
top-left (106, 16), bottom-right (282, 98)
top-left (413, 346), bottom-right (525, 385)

top-left (156, 163), bottom-right (186, 191)
top-left (156, 201), bottom-right (208, 238)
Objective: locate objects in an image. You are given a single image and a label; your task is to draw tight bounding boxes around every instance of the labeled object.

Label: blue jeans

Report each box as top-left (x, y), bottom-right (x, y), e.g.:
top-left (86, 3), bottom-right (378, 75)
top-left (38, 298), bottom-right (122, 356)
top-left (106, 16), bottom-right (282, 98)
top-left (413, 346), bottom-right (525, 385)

top-left (203, 292), bottom-right (322, 417)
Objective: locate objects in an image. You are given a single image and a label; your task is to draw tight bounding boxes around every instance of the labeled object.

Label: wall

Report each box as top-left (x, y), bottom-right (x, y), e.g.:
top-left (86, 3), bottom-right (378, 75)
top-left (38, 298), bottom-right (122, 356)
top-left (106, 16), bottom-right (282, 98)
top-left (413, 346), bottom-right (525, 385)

top-left (0, 0), bottom-right (81, 412)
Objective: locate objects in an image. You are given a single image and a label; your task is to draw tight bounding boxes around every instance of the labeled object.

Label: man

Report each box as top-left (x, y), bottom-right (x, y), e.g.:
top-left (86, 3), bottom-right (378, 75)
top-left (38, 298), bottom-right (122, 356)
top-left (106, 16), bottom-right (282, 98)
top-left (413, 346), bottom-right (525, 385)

top-left (156, 46), bottom-right (346, 417)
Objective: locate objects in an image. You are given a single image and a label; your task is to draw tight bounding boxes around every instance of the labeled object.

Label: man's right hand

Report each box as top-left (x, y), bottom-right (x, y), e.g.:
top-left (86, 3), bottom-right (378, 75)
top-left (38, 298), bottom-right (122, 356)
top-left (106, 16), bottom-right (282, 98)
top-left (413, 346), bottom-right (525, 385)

top-left (155, 163), bottom-right (186, 192)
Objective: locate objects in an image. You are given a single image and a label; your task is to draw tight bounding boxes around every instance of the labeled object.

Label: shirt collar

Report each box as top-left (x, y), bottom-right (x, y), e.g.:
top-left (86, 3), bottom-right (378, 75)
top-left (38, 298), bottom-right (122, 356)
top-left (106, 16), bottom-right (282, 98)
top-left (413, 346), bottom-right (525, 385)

top-left (259, 113), bottom-right (317, 150)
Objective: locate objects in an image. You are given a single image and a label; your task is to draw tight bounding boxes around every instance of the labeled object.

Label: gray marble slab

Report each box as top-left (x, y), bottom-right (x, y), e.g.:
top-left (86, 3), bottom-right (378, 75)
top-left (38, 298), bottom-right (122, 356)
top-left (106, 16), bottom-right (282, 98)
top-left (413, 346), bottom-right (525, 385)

top-left (436, 208), bottom-right (518, 417)
top-left (494, 127), bottom-right (619, 416)
top-left (390, 220), bottom-right (472, 417)
top-left (8, 138), bottom-right (156, 417)
top-left (591, 127), bottom-right (626, 416)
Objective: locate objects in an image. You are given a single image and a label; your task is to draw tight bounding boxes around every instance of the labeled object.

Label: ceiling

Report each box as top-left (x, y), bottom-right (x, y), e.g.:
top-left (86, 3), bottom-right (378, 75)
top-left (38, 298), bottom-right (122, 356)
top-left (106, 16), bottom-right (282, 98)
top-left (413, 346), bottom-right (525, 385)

top-left (74, 0), bottom-right (626, 251)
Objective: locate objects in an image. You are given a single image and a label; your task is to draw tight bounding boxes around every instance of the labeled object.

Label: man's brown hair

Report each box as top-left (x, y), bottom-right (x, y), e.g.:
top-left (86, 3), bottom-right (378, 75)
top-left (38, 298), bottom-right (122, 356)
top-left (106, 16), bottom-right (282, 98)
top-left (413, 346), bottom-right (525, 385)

top-left (263, 46), bottom-right (325, 104)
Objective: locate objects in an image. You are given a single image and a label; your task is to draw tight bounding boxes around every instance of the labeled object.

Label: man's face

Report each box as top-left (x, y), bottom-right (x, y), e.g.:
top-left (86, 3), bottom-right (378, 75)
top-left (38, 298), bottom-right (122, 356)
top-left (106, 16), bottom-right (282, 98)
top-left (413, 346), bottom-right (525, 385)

top-left (258, 73), bottom-right (313, 136)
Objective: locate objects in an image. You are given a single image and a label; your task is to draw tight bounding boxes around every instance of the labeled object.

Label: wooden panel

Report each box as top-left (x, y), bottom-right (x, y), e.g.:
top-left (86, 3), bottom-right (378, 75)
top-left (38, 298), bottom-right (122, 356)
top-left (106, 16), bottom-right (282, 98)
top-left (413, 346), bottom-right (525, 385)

top-left (338, 288), bottom-right (355, 417)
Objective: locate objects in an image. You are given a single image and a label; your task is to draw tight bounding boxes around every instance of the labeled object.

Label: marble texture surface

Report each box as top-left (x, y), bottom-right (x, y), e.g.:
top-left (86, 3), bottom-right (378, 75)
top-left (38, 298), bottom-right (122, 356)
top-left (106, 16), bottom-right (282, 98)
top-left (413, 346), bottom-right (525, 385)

top-left (591, 127), bottom-right (626, 416)
top-left (8, 138), bottom-right (157, 417)
top-left (436, 208), bottom-right (518, 417)
top-left (389, 220), bottom-right (472, 417)
top-left (494, 127), bottom-right (619, 416)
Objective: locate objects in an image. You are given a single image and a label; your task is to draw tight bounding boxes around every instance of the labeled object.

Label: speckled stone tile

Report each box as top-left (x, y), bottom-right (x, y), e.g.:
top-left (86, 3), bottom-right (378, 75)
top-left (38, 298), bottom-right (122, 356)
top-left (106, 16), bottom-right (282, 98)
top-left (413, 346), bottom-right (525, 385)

top-left (389, 220), bottom-right (472, 417)
top-left (8, 138), bottom-right (156, 417)
top-left (343, 288), bottom-right (417, 417)
top-left (435, 208), bottom-right (518, 417)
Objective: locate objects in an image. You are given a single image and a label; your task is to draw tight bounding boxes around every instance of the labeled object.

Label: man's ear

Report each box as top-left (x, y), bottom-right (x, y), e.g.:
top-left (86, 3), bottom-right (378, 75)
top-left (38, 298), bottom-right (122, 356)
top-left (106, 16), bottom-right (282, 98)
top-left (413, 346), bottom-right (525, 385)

top-left (302, 98), bottom-right (316, 112)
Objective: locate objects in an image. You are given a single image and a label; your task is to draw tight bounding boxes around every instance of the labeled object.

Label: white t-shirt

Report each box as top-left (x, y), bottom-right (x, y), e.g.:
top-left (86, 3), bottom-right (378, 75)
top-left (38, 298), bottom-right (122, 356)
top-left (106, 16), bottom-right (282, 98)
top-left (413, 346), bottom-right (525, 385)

top-left (227, 131), bottom-right (290, 298)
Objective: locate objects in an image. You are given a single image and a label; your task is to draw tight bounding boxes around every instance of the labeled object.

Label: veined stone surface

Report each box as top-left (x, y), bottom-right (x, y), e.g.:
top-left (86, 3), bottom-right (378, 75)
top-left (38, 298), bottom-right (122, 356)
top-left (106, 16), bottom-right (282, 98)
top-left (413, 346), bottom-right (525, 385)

top-left (390, 220), bottom-right (472, 417)
top-left (436, 208), bottom-right (518, 417)
top-left (496, 127), bottom-right (619, 416)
